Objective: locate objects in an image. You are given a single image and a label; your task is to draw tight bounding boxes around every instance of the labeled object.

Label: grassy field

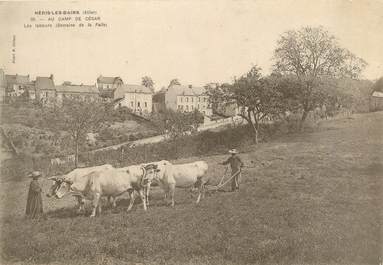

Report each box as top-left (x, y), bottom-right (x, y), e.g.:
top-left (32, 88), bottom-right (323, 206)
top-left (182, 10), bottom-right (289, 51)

top-left (0, 112), bottom-right (382, 265)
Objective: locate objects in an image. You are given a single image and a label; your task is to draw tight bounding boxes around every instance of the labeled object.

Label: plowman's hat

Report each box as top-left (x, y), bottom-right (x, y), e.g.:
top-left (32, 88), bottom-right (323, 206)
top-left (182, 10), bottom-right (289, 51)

top-left (228, 149), bottom-right (239, 154)
top-left (28, 171), bottom-right (42, 178)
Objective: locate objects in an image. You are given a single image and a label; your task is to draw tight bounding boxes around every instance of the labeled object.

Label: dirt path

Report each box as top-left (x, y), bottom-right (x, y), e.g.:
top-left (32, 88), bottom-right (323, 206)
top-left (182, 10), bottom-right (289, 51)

top-left (88, 118), bottom-right (239, 153)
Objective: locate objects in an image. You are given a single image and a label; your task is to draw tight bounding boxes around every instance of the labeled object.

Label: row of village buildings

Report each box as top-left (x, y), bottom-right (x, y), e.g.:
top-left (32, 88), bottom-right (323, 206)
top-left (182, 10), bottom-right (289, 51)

top-left (0, 69), bottom-right (240, 118)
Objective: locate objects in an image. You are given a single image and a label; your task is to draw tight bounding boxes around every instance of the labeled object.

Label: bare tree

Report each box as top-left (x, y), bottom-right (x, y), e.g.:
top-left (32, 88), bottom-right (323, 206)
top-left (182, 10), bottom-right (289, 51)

top-left (273, 26), bottom-right (367, 128)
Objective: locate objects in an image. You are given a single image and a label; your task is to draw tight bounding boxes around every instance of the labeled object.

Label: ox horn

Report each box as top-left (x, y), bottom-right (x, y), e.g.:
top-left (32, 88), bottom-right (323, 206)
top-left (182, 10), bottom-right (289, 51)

top-left (47, 176), bottom-right (60, 181)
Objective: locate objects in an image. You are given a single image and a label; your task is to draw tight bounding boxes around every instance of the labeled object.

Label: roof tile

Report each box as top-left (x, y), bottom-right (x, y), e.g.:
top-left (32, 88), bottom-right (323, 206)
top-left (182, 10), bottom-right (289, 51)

top-left (35, 76), bottom-right (55, 90)
top-left (56, 84), bottom-right (99, 94)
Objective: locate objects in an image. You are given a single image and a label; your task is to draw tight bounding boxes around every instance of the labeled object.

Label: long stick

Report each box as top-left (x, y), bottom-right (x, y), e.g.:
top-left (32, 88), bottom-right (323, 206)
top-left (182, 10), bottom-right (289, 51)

top-left (218, 166), bottom-right (229, 186)
top-left (216, 169), bottom-right (241, 189)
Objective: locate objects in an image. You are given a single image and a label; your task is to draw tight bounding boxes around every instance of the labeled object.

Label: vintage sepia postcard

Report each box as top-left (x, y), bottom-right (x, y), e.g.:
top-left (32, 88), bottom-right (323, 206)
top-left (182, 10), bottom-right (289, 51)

top-left (0, 0), bottom-right (382, 264)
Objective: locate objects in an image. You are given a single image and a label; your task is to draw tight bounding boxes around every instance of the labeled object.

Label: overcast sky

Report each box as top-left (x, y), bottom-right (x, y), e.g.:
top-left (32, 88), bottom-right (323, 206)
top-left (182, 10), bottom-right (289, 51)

top-left (0, 0), bottom-right (382, 89)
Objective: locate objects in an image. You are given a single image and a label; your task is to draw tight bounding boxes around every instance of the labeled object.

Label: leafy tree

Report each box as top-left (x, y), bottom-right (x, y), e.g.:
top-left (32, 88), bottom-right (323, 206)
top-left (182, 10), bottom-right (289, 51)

top-left (168, 78), bottom-right (181, 88)
top-left (141, 76), bottom-right (154, 90)
top-left (273, 26), bottom-right (367, 128)
top-left (205, 83), bottom-right (226, 114)
top-left (207, 66), bottom-right (287, 143)
top-left (43, 99), bottom-right (109, 166)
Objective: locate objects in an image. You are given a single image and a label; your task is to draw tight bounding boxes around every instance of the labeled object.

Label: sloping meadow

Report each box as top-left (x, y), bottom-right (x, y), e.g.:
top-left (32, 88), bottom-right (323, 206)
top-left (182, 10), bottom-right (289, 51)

top-left (1, 113), bottom-right (382, 265)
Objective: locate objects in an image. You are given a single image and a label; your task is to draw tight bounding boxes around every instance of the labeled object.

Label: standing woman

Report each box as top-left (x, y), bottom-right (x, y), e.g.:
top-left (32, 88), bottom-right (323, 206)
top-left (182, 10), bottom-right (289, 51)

top-left (26, 171), bottom-right (44, 219)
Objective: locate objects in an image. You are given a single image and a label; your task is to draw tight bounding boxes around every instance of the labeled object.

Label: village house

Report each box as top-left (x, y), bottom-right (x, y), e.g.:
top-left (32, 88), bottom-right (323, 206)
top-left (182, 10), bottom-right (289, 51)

top-left (114, 84), bottom-right (154, 115)
top-left (35, 75), bottom-right (56, 104)
top-left (164, 84), bottom-right (213, 115)
top-left (4, 74), bottom-right (31, 101)
top-left (24, 81), bottom-right (37, 101)
top-left (152, 88), bottom-right (166, 113)
top-left (370, 91), bottom-right (383, 111)
top-left (56, 83), bottom-right (100, 104)
top-left (96, 75), bottom-right (123, 100)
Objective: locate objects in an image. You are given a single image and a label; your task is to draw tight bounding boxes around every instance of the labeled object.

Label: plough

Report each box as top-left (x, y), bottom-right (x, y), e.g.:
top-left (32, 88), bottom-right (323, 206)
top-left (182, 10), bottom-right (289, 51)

top-left (203, 167), bottom-right (242, 193)
top-left (203, 163), bottom-right (259, 193)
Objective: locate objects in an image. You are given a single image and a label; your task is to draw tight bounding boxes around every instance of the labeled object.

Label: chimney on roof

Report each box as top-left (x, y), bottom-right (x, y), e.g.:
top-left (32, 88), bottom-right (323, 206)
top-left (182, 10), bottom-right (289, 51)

top-left (188, 85), bottom-right (192, 88)
top-left (50, 74), bottom-right (54, 80)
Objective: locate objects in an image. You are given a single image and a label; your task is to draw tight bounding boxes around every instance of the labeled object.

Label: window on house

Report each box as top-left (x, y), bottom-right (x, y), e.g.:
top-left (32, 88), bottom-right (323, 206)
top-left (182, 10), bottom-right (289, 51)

top-left (45, 92), bottom-right (48, 98)
top-left (180, 97), bottom-right (182, 103)
top-left (197, 104), bottom-right (199, 109)
top-left (204, 97), bottom-right (207, 102)
top-left (191, 97), bottom-right (193, 102)
top-left (199, 97), bottom-right (201, 102)
top-left (186, 97), bottom-right (188, 102)
top-left (180, 105), bottom-right (183, 110)
top-left (186, 105), bottom-right (189, 111)
top-left (145, 102), bottom-right (147, 108)
top-left (137, 102), bottom-right (140, 107)
top-left (191, 105), bottom-right (194, 110)
top-left (131, 101), bottom-right (134, 107)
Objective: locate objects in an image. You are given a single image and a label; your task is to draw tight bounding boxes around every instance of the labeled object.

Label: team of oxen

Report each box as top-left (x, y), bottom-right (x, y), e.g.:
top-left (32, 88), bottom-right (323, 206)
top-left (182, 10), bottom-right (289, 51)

top-left (46, 160), bottom-right (209, 217)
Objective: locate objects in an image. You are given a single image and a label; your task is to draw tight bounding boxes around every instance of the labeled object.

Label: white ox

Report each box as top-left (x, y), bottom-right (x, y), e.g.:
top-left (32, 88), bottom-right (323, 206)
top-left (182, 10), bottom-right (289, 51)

top-left (149, 160), bottom-right (209, 207)
top-left (49, 164), bottom-right (159, 217)
top-left (47, 164), bottom-right (115, 212)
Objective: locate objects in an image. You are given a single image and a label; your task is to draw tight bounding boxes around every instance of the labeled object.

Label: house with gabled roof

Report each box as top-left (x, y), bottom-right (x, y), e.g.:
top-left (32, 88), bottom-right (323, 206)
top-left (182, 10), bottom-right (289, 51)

top-left (5, 74), bottom-right (30, 100)
top-left (24, 81), bottom-right (37, 101)
top-left (56, 83), bottom-right (100, 104)
top-left (35, 75), bottom-right (56, 104)
top-left (164, 84), bottom-right (212, 115)
top-left (96, 75), bottom-right (123, 100)
top-left (153, 89), bottom-right (166, 113)
top-left (370, 91), bottom-right (383, 111)
top-left (114, 84), bottom-right (154, 114)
